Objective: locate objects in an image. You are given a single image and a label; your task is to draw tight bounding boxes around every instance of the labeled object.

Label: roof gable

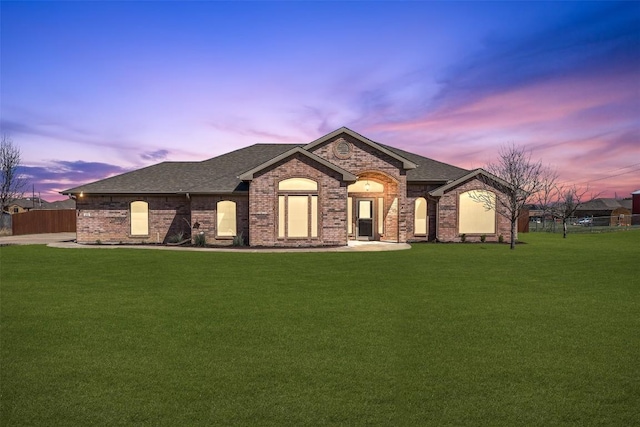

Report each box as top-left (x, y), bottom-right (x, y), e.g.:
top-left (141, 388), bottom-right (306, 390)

top-left (429, 168), bottom-right (512, 197)
top-left (238, 147), bottom-right (357, 181)
top-left (303, 127), bottom-right (417, 170)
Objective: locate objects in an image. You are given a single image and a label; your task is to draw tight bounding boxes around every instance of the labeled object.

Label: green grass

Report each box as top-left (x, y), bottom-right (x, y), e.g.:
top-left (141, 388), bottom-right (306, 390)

top-left (1, 231), bottom-right (639, 426)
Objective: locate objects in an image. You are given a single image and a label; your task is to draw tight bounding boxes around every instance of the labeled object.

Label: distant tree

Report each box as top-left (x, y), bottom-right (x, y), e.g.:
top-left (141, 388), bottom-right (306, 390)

top-left (535, 167), bottom-right (560, 231)
top-left (472, 143), bottom-right (547, 250)
top-left (550, 185), bottom-right (597, 239)
top-left (0, 134), bottom-right (28, 218)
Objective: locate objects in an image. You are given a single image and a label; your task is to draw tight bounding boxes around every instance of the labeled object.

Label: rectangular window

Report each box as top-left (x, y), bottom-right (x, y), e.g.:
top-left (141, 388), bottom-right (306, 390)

top-left (415, 198), bottom-right (428, 235)
top-left (288, 196), bottom-right (309, 238)
top-left (459, 191), bottom-right (496, 234)
top-left (130, 201), bottom-right (149, 236)
top-left (311, 196), bottom-right (318, 238)
top-left (347, 197), bottom-right (353, 235)
top-left (378, 198), bottom-right (384, 234)
top-left (278, 195), bottom-right (318, 239)
top-left (216, 201), bottom-right (237, 237)
top-left (278, 196), bottom-right (286, 238)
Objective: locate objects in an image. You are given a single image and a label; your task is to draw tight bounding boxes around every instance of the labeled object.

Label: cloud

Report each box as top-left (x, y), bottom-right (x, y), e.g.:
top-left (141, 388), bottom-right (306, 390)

top-left (338, 2), bottom-right (639, 135)
top-left (140, 149), bottom-right (169, 161)
top-left (209, 120), bottom-right (305, 143)
top-left (18, 160), bottom-right (129, 201)
top-left (427, 2), bottom-right (639, 113)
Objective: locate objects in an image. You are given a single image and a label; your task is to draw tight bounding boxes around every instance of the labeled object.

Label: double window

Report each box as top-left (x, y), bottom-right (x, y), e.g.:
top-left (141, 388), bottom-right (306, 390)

top-left (278, 178), bottom-right (318, 239)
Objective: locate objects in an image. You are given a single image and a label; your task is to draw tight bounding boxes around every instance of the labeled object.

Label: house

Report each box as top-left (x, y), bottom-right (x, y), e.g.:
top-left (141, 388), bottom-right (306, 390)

top-left (3, 197), bottom-right (49, 214)
top-left (47, 199), bottom-right (76, 210)
top-left (61, 127), bottom-right (512, 246)
top-left (632, 190), bottom-right (640, 226)
top-left (574, 198), bottom-right (632, 226)
top-left (3, 197), bottom-right (76, 214)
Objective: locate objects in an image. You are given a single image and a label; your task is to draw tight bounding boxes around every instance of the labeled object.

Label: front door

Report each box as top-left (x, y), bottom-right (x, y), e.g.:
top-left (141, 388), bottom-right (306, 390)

top-left (356, 199), bottom-right (374, 240)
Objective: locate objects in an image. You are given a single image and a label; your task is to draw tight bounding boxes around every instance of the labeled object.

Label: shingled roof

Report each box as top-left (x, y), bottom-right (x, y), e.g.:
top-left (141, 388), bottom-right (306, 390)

top-left (576, 198), bottom-right (632, 212)
top-left (62, 130), bottom-right (470, 196)
top-left (381, 144), bottom-right (469, 182)
top-left (62, 144), bottom-right (297, 195)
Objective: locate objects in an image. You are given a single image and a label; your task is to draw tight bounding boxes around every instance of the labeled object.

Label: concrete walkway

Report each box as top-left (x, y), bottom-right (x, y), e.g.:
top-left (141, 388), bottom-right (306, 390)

top-left (0, 232), bottom-right (410, 253)
top-left (0, 232), bottom-right (76, 245)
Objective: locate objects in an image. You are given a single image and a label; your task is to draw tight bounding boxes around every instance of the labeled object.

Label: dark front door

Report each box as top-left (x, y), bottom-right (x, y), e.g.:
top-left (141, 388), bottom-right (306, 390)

top-left (356, 199), bottom-right (374, 240)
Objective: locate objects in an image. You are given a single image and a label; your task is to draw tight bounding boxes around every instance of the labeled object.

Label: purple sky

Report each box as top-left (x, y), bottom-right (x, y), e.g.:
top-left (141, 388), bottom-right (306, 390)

top-left (2, 1), bottom-right (638, 201)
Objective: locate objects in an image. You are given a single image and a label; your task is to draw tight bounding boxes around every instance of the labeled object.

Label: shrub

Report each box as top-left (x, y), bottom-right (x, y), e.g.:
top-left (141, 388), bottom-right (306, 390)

top-left (168, 231), bottom-right (185, 244)
top-left (232, 231), bottom-right (245, 247)
top-left (480, 234), bottom-right (486, 243)
top-left (498, 234), bottom-right (504, 243)
top-left (95, 239), bottom-right (101, 245)
top-left (194, 232), bottom-right (206, 247)
top-left (460, 233), bottom-right (466, 243)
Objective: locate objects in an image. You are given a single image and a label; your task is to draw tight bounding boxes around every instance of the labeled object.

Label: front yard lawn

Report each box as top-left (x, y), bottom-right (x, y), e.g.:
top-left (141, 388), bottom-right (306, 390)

top-left (1, 231), bottom-right (639, 426)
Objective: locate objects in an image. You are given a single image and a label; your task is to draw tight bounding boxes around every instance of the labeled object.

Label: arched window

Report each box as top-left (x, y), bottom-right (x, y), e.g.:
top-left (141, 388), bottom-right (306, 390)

top-left (459, 190), bottom-right (496, 234)
top-left (278, 178), bottom-right (317, 191)
top-left (130, 201), bottom-right (149, 236)
top-left (217, 200), bottom-right (236, 237)
top-left (278, 178), bottom-right (318, 239)
top-left (414, 197), bottom-right (427, 235)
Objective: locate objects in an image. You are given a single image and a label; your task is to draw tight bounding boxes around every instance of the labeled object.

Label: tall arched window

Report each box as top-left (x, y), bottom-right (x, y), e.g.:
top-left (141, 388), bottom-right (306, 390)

top-left (414, 197), bottom-right (427, 235)
top-left (217, 200), bottom-right (237, 237)
top-left (130, 201), bottom-right (149, 236)
top-left (278, 178), bottom-right (318, 239)
top-left (459, 190), bottom-right (496, 234)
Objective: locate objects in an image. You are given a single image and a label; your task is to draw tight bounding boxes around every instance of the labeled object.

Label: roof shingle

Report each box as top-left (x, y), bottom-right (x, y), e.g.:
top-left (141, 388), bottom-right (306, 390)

top-left (62, 132), bottom-right (470, 195)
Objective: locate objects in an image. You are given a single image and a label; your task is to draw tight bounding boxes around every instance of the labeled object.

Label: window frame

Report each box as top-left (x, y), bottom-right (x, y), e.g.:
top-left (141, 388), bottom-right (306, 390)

top-left (216, 200), bottom-right (237, 238)
top-left (277, 178), bottom-right (319, 240)
top-left (458, 190), bottom-right (497, 235)
top-left (414, 197), bottom-right (428, 236)
top-left (130, 200), bottom-right (149, 237)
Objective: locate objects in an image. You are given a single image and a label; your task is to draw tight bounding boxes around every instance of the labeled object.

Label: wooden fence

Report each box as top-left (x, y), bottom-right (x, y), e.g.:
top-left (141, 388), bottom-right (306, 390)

top-left (11, 210), bottom-right (76, 235)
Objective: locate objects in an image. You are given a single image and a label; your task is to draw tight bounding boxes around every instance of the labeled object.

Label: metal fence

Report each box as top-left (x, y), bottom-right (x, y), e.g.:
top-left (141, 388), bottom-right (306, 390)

top-left (529, 214), bottom-right (640, 234)
top-left (11, 210), bottom-right (76, 235)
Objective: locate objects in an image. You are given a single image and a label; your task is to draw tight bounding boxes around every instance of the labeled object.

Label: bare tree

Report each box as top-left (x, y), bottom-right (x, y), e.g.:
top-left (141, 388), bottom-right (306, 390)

top-left (535, 167), bottom-right (561, 231)
top-left (550, 185), bottom-right (596, 238)
top-left (473, 143), bottom-right (546, 249)
top-left (0, 134), bottom-right (28, 217)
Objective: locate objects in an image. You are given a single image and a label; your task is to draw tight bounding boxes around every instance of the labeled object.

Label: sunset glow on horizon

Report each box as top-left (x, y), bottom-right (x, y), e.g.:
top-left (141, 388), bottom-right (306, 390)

top-left (1, 1), bottom-right (638, 201)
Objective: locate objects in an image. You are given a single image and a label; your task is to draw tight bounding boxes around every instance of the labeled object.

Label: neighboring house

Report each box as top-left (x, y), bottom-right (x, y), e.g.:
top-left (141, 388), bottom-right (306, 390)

top-left (575, 198), bottom-right (632, 226)
top-left (3, 197), bottom-right (50, 214)
top-left (633, 190), bottom-right (640, 226)
top-left (48, 199), bottom-right (76, 210)
top-left (61, 127), bottom-right (513, 246)
top-left (3, 197), bottom-right (76, 214)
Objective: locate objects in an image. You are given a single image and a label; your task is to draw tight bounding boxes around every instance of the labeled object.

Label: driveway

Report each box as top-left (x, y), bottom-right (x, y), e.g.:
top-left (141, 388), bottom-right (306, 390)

top-left (0, 232), bottom-right (77, 245)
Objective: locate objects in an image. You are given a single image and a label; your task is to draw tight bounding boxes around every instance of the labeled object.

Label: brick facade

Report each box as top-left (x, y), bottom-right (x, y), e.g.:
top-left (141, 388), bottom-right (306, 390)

top-left (190, 195), bottom-right (249, 246)
top-left (76, 195), bottom-right (190, 244)
top-left (406, 183), bottom-right (442, 242)
top-left (248, 153), bottom-right (348, 247)
top-left (72, 131), bottom-right (512, 247)
top-left (309, 134), bottom-right (407, 243)
top-left (435, 178), bottom-right (512, 243)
